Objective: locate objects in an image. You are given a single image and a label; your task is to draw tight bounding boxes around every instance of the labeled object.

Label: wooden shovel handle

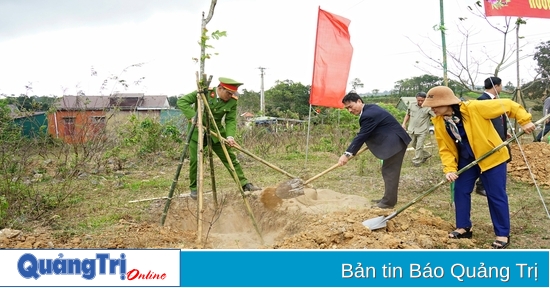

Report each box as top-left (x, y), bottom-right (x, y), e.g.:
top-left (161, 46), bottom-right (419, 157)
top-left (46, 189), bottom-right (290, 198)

top-left (303, 146), bottom-right (369, 185)
top-left (204, 129), bottom-right (299, 180)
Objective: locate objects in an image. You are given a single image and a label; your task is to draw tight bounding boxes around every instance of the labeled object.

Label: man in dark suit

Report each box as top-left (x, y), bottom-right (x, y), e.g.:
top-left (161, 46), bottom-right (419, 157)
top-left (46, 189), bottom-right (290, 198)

top-left (474, 77), bottom-right (509, 196)
top-left (338, 92), bottom-right (412, 209)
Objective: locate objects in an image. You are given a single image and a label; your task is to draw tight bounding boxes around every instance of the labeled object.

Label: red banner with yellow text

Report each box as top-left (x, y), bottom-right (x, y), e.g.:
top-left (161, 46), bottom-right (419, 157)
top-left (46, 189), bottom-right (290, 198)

top-left (310, 8), bottom-right (353, 108)
top-left (484, 0), bottom-right (550, 18)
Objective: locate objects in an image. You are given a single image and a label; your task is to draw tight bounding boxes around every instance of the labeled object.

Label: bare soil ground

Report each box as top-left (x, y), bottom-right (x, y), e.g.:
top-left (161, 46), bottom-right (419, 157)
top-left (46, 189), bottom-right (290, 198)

top-left (0, 188), bottom-right (472, 249)
top-left (508, 142), bottom-right (550, 186)
top-left (1, 141), bottom-right (549, 249)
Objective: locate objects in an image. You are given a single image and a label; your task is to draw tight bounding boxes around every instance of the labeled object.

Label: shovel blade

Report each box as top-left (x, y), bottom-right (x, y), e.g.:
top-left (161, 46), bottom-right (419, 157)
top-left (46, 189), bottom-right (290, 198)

top-left (275, 178), bottom-right (304, 199)
top-left (362, 216), bottom-right (387, 230)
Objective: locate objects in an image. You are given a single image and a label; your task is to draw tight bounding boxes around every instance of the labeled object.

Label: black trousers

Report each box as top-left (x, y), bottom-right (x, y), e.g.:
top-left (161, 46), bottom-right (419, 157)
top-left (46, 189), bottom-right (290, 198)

top-left (379, 144), bottom-right (407, 207)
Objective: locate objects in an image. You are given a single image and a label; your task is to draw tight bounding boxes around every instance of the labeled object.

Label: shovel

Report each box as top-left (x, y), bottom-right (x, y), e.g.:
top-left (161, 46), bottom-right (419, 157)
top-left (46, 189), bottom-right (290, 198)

top-left (275, 146), bottom-right (369, 199)
top-left (203, 129), bottom-right (312, 201)
top-left (204, 129), bottom-right (300, 180)
top-left (363, 115), bottom-right (547, 231)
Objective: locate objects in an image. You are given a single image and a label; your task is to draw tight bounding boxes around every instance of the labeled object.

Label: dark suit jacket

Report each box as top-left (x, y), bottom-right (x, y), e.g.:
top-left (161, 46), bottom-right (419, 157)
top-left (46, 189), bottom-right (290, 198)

top-left (346, 104), bottom-right (412, 160)
top-left (477, 93), bottom-right (507, 141)
top-left (477, 93), bottom-right (511, 162)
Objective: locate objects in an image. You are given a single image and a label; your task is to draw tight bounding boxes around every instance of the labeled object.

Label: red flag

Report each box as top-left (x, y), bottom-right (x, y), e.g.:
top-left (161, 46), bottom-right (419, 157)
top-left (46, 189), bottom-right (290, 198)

top-left (484, 0), bottom-right (550, 18)
top-left (310, 8), bottom-right (353, 108)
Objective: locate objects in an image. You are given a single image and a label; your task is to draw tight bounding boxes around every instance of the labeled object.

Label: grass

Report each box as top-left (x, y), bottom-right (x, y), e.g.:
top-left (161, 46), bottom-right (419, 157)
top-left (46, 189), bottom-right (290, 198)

top-left (33, 155), bottom-right (550, 250)
top-left (4, 114), bottom-right (550, 249)
top-left (77, 213), bottom-right (121, 229)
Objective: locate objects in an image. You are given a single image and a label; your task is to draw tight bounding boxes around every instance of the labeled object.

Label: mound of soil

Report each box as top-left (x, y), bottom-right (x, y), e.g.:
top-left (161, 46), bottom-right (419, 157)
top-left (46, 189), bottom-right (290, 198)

top-left (0, 188), bottom-right (473, 249)
top-left (507, 142), bottom-right (550, 186)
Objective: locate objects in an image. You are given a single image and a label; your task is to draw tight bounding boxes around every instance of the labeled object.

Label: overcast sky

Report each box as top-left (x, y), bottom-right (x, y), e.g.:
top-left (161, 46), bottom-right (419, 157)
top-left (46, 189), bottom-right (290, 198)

top-left (0, 0), bottom-right (549, 97)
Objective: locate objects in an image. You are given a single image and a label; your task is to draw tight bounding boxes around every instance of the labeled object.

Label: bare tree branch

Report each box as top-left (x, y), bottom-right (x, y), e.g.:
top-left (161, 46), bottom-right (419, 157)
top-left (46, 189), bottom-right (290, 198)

top-left (411, 3), bottom-right (533, 95)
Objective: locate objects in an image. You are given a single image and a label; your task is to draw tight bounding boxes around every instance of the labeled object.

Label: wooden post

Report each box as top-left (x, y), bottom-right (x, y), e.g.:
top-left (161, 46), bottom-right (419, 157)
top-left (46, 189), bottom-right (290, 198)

top-left (205, 115), bottom-right (219, 209)
top-left (196, 73), bottom-right (205, 243)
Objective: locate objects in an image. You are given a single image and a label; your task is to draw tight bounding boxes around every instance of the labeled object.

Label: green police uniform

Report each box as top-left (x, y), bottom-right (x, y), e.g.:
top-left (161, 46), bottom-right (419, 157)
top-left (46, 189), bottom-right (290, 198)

top-left (177, 78), bottom-right (249, 192)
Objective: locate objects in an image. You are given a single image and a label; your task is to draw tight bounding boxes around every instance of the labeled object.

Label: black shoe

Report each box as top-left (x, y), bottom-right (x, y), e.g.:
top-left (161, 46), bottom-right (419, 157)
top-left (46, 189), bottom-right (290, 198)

top-left (491, 236), bottom-right (510, 249)
top-left (475, 188), bottom-right (487, 196)
top-left (474, 180), bottom-right (487, 196)
top-left (448, 227), bottom-right (472, 239)
top-left (242, 183), bottom-right (261, 192)
top-left (189, 190), bottom-right (197, 200)
top-left (372, 203), bottom-right (394, 209)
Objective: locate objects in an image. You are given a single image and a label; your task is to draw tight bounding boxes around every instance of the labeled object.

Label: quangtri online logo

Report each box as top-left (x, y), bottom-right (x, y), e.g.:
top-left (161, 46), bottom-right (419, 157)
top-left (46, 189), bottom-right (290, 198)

top-left (3, 249), bottom-right (180, 287)
top-left (18, 253), bottom-right (146, 280)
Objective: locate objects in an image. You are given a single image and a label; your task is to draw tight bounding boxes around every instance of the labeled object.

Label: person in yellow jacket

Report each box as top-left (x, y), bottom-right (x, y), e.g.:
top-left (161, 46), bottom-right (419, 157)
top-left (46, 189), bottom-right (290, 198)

top-left (422, 86), bottom-right (535, 249)
top-left (177, 77), bottom-right (261, 200)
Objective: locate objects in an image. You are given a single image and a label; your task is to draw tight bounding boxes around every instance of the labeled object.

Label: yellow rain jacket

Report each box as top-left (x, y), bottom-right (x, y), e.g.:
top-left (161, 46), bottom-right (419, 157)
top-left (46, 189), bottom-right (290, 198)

top-left (433, 99), bottom-right (532, 174)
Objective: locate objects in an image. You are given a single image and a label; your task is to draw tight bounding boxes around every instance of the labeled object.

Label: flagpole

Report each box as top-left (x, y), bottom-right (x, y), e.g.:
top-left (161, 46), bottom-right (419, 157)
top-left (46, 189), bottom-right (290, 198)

top-left (305, 6), bottom-right (322, 167)
top-left (305, 105), bottom-right (313, 165)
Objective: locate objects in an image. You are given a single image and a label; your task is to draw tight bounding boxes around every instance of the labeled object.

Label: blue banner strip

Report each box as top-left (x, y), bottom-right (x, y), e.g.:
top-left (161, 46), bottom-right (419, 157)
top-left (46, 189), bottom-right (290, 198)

top-left (180, 250), bottom-right (548, 287)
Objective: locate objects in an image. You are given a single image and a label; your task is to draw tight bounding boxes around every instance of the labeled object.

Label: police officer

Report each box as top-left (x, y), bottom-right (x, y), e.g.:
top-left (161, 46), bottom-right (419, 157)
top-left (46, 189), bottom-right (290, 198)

top-left (177, 77), bottom-right (261, 200)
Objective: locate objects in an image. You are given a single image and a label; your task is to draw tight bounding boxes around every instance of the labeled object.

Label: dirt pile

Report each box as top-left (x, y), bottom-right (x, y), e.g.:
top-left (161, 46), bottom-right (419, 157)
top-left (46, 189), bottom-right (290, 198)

top-left (1, 188), bottom-right (472, 249)
top-left (264, 189), bottom-right (462, 249)
top-left (507, 142), bottom-right (550, 186)
top-left (271, 207), bottom-right (474, 249)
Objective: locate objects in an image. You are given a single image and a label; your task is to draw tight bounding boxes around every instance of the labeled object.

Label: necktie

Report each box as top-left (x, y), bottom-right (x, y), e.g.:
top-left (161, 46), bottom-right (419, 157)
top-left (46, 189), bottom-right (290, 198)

top-left (444, 115), bottom-right (462, 143)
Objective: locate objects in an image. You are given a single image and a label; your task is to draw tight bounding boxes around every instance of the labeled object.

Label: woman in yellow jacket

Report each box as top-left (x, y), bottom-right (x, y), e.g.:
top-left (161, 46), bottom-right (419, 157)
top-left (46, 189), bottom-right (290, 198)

top-left (422, 86), bottom-right (536, 249)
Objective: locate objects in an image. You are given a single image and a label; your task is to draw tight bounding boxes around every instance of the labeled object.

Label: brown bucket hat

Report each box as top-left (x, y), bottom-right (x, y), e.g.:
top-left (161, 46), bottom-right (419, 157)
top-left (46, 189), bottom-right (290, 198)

top-left (422, 86), bottom-right (461, 108)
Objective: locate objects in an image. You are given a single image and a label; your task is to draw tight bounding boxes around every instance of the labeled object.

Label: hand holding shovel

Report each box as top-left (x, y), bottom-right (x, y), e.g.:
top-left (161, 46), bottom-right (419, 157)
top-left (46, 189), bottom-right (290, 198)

top-left (274, 146), bottom-right (369, 199)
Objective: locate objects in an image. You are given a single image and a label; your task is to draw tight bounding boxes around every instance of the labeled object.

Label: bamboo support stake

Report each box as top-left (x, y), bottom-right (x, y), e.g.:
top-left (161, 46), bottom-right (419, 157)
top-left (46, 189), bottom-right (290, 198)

top-left (196, 73), bottom-right (206, 243)
top-left (205, 115), bottom-right (219, 209)
top-left (160, 121), bottom-right (195, 226)
top-left (134, 195), bottom-right (179, 203)
top-left (160, 100), bottom-right (203, 226)
top-left (132, 191), bottom-right (214, 204)
top-left (160, 75), bottom-right (213, 227)
top-left (199, 92), bottom-right (264, 243)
